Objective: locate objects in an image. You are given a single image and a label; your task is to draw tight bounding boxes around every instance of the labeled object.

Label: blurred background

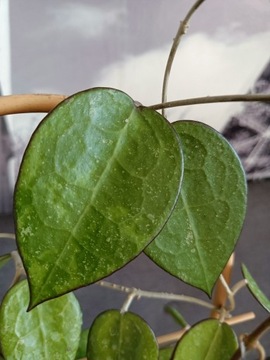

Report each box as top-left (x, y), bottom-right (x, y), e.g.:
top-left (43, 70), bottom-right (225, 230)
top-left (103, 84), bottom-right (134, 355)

top-left (0, 1), bottom-right (270, 358)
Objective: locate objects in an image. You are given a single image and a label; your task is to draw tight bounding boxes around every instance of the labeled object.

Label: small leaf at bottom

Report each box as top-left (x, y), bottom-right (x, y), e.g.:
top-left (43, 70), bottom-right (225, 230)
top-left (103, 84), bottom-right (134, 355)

top-left (173, 319), bottom-right (238, 360)
top-left (0, 280), bottom-right (82, 359)
top-left (87, 309), bottom-right (158, 360)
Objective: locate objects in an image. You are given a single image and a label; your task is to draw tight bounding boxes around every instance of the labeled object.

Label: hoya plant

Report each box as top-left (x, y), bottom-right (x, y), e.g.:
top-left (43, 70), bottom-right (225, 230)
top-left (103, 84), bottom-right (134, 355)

top-left (1, 1), bottom-right (270, 359)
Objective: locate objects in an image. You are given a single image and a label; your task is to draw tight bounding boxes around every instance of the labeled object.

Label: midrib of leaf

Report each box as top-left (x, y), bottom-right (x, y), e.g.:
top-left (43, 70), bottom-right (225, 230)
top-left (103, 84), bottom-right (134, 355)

top-left (35, 108), bottom-right (135, 301)
top-left (117, 314), bottom-right (125, 360)
top-left (204, 323), bottom-right (221, 360)
top-left (180, 189), bottom-right (210, 292)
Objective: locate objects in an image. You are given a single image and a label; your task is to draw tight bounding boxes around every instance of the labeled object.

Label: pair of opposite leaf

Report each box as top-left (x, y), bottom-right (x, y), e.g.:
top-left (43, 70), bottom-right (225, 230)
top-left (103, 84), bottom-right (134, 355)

top-left (14, 87), bottom-right (247, 308)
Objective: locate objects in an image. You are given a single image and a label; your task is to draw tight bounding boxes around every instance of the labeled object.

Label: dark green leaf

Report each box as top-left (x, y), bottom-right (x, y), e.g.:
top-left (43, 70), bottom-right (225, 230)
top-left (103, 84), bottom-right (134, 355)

top-left (87, 309), bottom-right (158, 360)
top-left (242, 264), bottom-right (270, 312)
top-left (0, 253), bottom-right (11, 271)
top-left (173, 319), bottom-right (238, 359)
top-left (15, 88), bottom-right (183, 307)
top-left (75, 328), bottom-right (89, 359)
top-left (146, 121), bottom-right (247, 295)
top-left (0, 280), bottom-right (82, 359)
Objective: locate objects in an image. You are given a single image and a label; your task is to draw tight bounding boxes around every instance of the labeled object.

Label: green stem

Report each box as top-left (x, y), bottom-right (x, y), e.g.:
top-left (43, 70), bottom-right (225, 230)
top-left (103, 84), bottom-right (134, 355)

top-left (165, 304), bottom-right (188, 328)
top-left (161, 0), bottom-right (206, 116)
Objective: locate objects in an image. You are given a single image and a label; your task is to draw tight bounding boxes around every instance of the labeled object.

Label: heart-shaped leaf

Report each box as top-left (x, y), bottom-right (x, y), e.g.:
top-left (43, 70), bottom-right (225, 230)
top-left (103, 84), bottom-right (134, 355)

top-left (173, 319), bottom-right (238, 359)
top-left (0, 280), bottom-right (82, 359)
top-left (15, 88), bottom-right (183, 307)
top-left (242, 264), bottom-right (270, 313)
top-left (146, 121), bottom-right (247, 295)
top-left (87, 309), bottom-right (158, 359)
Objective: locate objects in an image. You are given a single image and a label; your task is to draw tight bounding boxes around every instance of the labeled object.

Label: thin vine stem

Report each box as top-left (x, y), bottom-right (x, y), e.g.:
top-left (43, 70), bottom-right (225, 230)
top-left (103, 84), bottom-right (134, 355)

top-left (10, 250), bottom-right (26, 287)
top-left (161, 0), bottom-right (206, 116)
top-left (0, 233), bottom-right (16, 240)
top-left (98, 280), bottom-right (214, 310)
top-left (256, 341), bottom-right (266, 360)
top-left (151, 93), bottom-right (270, 111)
top-left (231, 279), bottom-right (247, 297)
top-left (120, 293), bottom-right (137, 313)
top-left (231, 316), bottom-right (270, 360)
top-left (219, 274), bottom-right (235, 312)
top-left (1, 93), bottom-right (269, 118)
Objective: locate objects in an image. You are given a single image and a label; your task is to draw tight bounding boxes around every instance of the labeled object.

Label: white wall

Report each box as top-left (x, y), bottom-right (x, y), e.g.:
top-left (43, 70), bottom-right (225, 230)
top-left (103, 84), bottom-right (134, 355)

top-left (0, 0), bottom-right (11, 95)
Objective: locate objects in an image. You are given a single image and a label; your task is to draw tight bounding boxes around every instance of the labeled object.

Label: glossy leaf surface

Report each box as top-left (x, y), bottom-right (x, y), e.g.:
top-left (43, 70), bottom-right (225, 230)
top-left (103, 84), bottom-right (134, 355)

top-left (0, 253), bottom-right (11, 270)
top-left (242, 264), bottom-right (270, 312)
top-left (15, 88), bottom-right (183, 307)
top-left (0, 280), bottom-right (82, 359)
top-left (87, 309), bottom-right (158, 359)
top-left (146, 121), bottom-right (247, 295)
top-left (173, 319), bottom-right (238, 359)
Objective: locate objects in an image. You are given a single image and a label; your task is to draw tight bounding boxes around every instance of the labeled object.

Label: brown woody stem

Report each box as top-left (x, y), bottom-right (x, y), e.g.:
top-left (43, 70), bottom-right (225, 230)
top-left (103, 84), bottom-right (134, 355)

top-left (211, 254), bottom-right (235, 319)
top-left (0, 94), bottom-right (66, 115)
top-left (231, 316), bottom-right (270, 359)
